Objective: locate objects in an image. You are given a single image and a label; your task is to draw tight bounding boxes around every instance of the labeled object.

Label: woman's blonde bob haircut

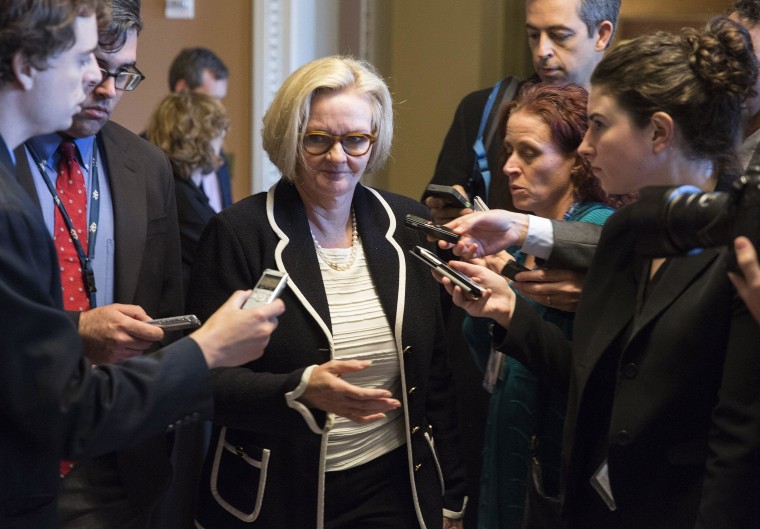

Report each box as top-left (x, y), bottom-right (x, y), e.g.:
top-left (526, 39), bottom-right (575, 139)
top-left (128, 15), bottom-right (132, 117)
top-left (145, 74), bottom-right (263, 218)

top-left (262, 55), bottom-right (393, 181)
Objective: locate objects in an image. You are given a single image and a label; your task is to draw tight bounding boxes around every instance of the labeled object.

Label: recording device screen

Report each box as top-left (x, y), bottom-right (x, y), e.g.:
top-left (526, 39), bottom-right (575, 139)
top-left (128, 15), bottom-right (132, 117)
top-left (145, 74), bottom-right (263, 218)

top-left (243, 269), bottom-right (289, 308)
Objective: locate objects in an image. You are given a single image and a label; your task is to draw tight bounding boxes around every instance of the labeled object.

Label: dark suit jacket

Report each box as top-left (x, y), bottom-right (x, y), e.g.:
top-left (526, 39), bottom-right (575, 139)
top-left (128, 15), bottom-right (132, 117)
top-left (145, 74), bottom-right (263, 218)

top-left (15, 121), bottom-right (185, 513)
top-left (187, 180), bottom-right (467, 528)
top-left (424, 76), bottom-right (539, 210)
top-left (174, 175), bottom-right (216, 293)
top-left (499, 204), bottom-right (760, 528)
top-left (217, 151), bottom-right (233, 208)
top-left (545, 220), bottom-right (602, 271)
top-left (0, 137), bottom-right (213, 529)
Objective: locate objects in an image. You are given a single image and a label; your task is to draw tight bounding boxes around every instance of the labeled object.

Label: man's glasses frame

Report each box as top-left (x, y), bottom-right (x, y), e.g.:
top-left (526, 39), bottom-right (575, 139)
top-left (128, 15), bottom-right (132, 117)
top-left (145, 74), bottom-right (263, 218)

top-left (98, 66), bottom-right (146, 91)
top-left (302, 131), bottom-right (377, 157)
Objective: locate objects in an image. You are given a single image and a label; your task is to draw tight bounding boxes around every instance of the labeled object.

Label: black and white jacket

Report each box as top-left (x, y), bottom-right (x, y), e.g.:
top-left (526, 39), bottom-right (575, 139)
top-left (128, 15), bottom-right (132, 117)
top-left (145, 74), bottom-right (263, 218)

top-left (188, 179), bottom-right (467, 528)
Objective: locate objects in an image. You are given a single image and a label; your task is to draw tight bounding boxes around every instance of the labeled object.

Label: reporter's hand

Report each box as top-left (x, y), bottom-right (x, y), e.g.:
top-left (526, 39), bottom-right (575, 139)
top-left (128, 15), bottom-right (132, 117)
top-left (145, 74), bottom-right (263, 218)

top-left (190, 290), bottom-right (285, 368)
top-left (465, 250), bottom-right (513, 275)
top-left (512, 268), bottom-right (585, 312)
top-left (729, 236), bottom-right (760, 325)
top-left (79, 304), bottom-right (164, 364)
top-left (424, 185), bottom-right (473, 224)
top-left (433, 260), bottom-right (516, 328)
top-left (443, 516), bottom-right (464, 529)
top-left (298, 359), bottom-right (401, 423)
top-left (440, 210), bottom-right (530, 259)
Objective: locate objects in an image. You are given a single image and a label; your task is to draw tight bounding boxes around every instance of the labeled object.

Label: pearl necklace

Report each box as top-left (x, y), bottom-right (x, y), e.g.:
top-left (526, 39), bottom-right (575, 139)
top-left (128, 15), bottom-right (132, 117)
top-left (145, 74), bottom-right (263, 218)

top-left (311, 208), bottom-right (359, 271)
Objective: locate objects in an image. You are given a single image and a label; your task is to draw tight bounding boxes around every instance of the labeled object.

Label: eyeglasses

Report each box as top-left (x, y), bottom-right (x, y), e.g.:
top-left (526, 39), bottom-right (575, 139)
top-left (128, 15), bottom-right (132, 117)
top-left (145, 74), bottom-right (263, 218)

top-left (98, 66), bottom-right (145, 91)
top-left (302, 131), bottom-right (376, 156)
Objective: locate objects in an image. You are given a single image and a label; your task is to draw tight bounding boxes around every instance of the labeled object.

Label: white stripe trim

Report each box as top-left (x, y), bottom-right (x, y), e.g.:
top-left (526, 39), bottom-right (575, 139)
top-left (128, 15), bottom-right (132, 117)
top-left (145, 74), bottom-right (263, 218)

top-left (363, 188), bottom-right (427, 529)
top-left (267, 185), bottom-right (335, 437)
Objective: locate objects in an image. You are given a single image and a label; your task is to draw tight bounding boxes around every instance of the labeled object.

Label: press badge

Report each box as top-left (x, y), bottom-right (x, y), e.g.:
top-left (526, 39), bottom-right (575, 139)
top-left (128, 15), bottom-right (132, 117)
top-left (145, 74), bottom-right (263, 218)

top-left (482, 345), bottom-right (505, 394)
top-left (590, 459), bottom-right (617, 511)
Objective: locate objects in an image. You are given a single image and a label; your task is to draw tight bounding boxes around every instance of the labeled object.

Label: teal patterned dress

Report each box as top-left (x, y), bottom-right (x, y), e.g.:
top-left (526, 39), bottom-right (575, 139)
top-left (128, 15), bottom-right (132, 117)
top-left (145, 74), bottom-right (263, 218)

top-left (464, 202), bottom-right (613, 529)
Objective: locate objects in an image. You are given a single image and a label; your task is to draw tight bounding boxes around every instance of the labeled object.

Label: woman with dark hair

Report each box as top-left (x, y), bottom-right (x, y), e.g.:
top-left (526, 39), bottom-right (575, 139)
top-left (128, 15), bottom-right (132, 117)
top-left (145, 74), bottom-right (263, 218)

top-left (439, 17), bottom-right (760, 529)
top-left (462, 82), bottom-right (620, 529)
top-left (146, 91), bottom-right (230, 291)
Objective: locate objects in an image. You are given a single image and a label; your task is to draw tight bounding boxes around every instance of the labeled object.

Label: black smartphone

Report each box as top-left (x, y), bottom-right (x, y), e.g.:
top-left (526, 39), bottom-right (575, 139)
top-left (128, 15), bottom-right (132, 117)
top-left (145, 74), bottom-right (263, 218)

top-left (405, 214), bottom-right (460, 244)
top-left (409, 246), bottom-right (485, 299)
top-left (425, 184), bottom-right (472, 209)
top-left (242, 269), bottom-right (289, 308)
top-left (500, 260), bottom-right (530, 280)
top-left (147, 314), bottom-right (202, 331)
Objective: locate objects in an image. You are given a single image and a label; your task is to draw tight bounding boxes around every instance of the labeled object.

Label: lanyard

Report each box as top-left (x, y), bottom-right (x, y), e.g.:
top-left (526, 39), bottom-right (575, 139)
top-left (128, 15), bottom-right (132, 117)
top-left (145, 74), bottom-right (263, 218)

top-left (26, 140), bottom-right (100, 307)
top-left (472, 79), bottom-right (503, 203)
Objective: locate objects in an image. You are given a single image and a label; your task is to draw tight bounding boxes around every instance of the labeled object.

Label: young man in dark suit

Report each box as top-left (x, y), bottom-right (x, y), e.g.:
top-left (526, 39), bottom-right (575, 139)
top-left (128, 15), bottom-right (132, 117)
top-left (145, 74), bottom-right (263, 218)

top-left (6, 1), bottom-right (284, 528)
top-left (0, 2), bottom-right (284, 529)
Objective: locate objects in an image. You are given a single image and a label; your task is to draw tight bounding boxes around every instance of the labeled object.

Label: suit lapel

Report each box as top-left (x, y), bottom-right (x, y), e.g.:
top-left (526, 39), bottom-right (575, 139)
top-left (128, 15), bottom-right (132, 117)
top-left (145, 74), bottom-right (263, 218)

top-left (269, 182), bottom-right (401, 335)
top-left (628, 249), bottom-right (720, 341)
top-left (353, 186), bottom-right (399, 329)
top-left (99, 124), bottom-right (146, 304)
top-left (13, 146), bottom-right (42, 207)
top-left (272, 181), bottom-right (333, 330)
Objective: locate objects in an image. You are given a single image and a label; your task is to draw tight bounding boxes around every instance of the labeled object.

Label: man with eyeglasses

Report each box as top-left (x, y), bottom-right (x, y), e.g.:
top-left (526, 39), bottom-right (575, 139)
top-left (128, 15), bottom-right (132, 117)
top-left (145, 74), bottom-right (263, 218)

top-left (14, 0), bottom-right (187, 527)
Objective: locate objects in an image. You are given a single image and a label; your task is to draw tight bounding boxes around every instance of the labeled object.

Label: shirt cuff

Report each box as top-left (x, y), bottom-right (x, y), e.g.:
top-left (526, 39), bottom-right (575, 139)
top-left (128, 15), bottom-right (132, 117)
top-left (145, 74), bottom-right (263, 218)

top-left (285, 364), bottom-right (333, 435)
top-left (522, 214), bottom-right (554, 260)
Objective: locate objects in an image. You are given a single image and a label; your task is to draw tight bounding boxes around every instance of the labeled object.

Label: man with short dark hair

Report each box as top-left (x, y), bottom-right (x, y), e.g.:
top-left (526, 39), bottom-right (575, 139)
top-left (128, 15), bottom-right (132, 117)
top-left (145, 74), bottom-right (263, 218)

top-left (427, 0), bottom-right (618, 217)
top-left (168, 46), bottom-right (233, 210)
top-left (0, 2), bottom-right (284, 528)
top-left (169, 46), bottom-right (229, 99)
top-left (15, 0), bottom-right (195, 526)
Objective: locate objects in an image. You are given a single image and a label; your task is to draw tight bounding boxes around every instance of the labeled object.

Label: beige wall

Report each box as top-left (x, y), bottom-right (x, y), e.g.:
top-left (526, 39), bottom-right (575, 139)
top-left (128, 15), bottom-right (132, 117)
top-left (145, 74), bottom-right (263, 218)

top-left (378, 0), bottom-right (530, 200)
top-left (111, 0), bottom-right (252, 202)
top-left (113, 0), bottom-right (732, 203)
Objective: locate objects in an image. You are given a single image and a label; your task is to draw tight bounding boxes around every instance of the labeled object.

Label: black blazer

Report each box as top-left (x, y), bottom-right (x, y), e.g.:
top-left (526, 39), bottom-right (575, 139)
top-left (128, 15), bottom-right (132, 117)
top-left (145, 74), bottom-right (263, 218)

top-left (174, 174), bottom-right (216, 293)
top-left (0, 139), bottom-right (212, 529)
top-left (15, 121), bottom-right (186, 512)
top-left (424, 75), bottom-right (541, 210)
top-left (500, 204), bottom-right (760, 528)
top-left (187, 180), bottom-right (467, 528)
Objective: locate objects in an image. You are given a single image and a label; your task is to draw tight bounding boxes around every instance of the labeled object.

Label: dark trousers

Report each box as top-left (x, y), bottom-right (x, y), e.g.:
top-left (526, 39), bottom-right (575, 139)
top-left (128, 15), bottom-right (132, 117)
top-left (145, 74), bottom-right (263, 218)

top-left (57, 455), bottom-right (148, 529)
top-left (325, 445), bottom-right (421, 529)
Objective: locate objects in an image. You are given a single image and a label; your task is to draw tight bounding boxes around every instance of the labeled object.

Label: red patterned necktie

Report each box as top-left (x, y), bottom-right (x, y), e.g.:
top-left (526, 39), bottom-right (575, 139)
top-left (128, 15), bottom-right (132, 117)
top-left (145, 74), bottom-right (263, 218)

top-left (55, 140), bottom-right (89, 478)
top-left (54, 140), bottom-right (90, 313)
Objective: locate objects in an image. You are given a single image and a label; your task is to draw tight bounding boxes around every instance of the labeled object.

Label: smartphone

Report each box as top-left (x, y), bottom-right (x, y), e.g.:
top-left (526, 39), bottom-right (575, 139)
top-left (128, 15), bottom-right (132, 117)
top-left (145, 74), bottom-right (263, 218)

top-left (405, 214), bottom-right (460, 244)
top-left (147, 314), bottom-right (202, 331)
top-left (500, 260), bottom-right (530, 280)
top-left (242, 269), bottom-right (289, 308)
top-left (473, 196), bottom-right (489, 212)
top-left (409, 246), bottom-right (485, 299)
top-left (425, 184), bottom-right (472, 209)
